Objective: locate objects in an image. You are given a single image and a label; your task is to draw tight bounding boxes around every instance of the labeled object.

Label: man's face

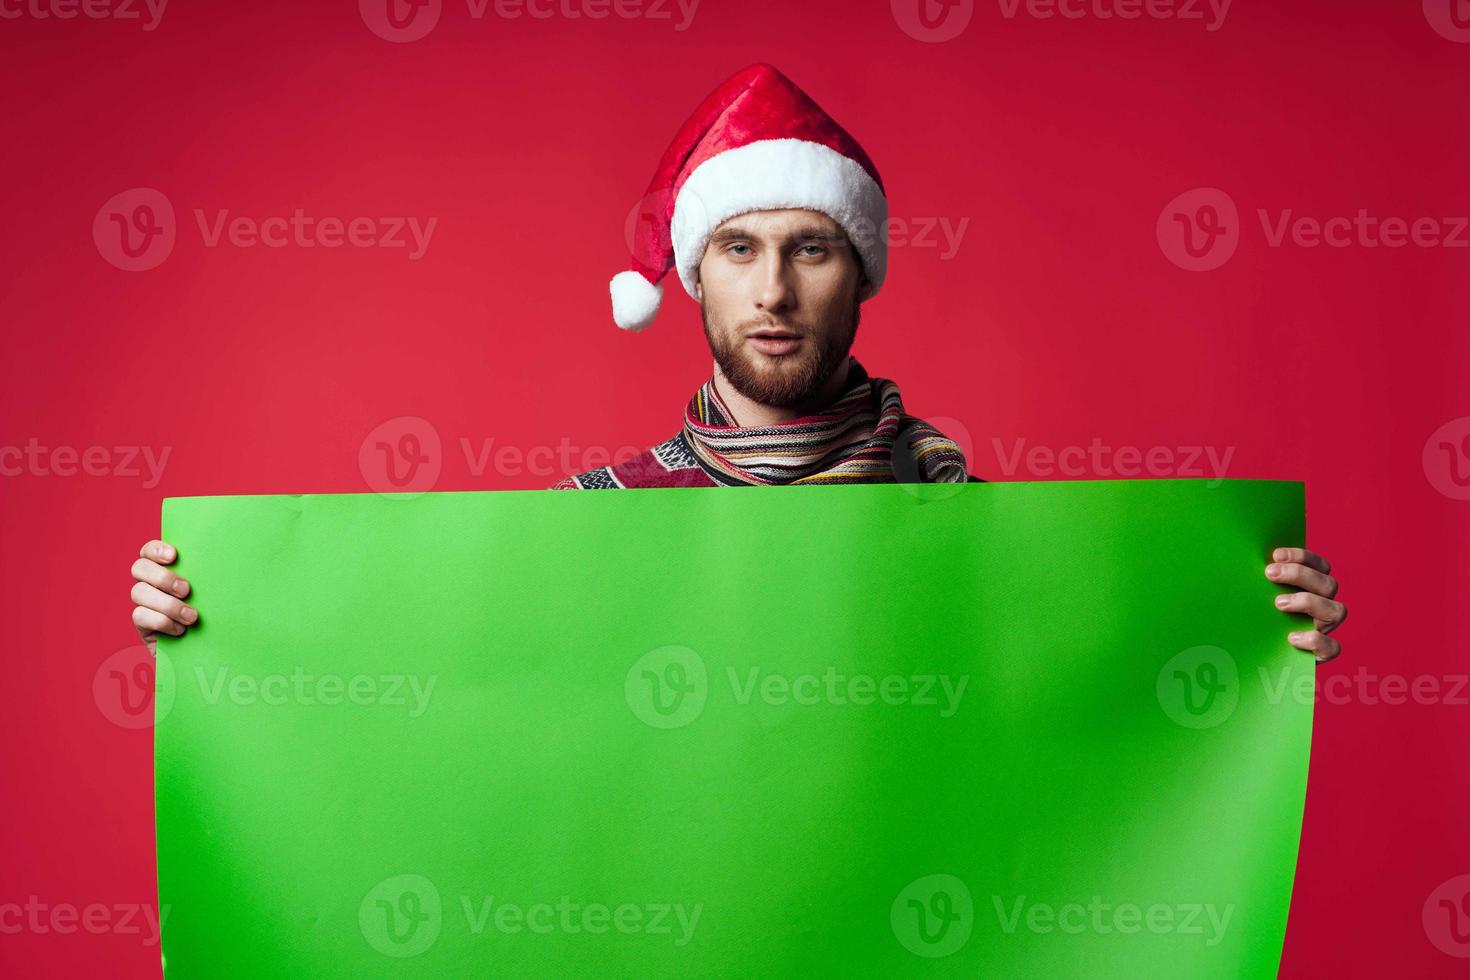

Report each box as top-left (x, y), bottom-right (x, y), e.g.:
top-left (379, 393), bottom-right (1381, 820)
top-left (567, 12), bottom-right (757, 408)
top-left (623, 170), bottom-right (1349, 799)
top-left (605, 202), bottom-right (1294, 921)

top-left (696, 208), bottom-right (865, 408)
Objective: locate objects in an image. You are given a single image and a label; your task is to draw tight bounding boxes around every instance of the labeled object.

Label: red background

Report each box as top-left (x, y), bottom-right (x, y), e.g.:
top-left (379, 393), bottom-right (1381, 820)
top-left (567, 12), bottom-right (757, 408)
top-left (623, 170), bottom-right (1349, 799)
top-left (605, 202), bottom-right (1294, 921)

top-left (2, 0), bottom-right (1467, 975)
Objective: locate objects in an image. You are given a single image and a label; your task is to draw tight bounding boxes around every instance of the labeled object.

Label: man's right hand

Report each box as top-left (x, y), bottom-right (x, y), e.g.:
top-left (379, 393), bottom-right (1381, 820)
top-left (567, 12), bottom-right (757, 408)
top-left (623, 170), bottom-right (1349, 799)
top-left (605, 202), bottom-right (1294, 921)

top-left (131, 539), bottom-right (197, 654)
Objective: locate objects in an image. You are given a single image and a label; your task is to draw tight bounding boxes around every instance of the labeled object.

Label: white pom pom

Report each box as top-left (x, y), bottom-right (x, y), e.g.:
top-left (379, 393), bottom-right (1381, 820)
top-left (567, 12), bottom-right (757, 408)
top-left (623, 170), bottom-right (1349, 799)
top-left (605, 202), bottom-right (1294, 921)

top-left (609, 270), bottom-right (663, 332)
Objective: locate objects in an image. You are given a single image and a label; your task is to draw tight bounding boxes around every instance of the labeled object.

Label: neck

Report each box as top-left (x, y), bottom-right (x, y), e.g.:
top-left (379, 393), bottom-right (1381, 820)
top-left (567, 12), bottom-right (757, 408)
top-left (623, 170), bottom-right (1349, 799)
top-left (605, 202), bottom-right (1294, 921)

top-left (711, 356), bottom-right (853, 427)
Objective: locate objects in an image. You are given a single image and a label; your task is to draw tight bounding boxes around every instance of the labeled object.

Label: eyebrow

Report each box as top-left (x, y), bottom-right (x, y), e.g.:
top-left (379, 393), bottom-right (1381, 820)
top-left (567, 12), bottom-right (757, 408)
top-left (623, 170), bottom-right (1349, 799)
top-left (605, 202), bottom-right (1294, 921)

top-left (707, 225), bottom-right (846, 246)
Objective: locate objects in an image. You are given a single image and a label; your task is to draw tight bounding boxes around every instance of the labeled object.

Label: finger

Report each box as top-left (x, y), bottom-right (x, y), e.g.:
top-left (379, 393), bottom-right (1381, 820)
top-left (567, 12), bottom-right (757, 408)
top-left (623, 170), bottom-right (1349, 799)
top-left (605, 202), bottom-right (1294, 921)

top-left (130, 581), bottom-right (198, 626)
top-left (140, 539), bottom-right (177, 564)
top-left (131, 557), bottom-right (190, 599)
top-left (1266, 562), bottom-right (1338, 599)
top-left (133, 604), bottom-right (185, 637)
top-left (1288, 629), bottom-right (1341, 663)
top-left (1271, 547), bottom-right (1330, 574)
top-left (1274, 591), bottom-right (1348, 633)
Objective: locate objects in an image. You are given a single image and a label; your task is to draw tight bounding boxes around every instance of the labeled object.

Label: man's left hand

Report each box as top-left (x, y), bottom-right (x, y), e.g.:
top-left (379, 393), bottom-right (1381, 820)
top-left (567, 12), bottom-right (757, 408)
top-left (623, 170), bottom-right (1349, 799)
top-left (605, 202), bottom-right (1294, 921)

top-left (1266, 547), bottom-right (1346, 663)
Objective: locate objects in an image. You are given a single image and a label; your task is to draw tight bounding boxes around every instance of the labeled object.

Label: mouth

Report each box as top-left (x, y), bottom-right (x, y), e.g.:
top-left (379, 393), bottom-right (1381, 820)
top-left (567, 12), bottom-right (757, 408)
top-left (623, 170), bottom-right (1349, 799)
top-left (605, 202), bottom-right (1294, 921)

top-left (746, 327), bottom-right (802, 356)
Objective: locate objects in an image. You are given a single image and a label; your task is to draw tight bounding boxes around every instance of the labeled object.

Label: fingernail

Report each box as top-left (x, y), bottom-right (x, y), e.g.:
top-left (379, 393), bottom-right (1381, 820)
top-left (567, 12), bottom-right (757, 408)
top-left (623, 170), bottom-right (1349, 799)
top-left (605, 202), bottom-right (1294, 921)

top-left (1266, 564), bottom-right (1280, 577)
top-left (1288, 631), bottom-right (1304, 643)
top-left (1275, 595), bottom-right (1290, 608)
top-left (1273, 548), bottom-right (1288, 561)
top-left (174, 579), bottom-right (189, 596)
top-left (181, 607), bottom-right (197, 624)
top-left (161, 546), bottom-right (175, 560)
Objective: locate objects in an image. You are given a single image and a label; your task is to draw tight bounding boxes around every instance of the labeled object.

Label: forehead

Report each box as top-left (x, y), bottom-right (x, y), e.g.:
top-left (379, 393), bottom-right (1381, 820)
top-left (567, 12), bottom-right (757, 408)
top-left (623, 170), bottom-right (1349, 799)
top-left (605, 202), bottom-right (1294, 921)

top-left (711, 208), bottom-right (841, 237)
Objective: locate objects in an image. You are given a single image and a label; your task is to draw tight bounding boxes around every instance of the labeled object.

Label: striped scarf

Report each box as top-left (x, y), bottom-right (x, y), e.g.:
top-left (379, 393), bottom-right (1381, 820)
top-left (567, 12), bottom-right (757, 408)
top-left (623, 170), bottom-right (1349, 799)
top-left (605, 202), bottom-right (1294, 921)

top-left (680, 358), bottom-right (969, 486)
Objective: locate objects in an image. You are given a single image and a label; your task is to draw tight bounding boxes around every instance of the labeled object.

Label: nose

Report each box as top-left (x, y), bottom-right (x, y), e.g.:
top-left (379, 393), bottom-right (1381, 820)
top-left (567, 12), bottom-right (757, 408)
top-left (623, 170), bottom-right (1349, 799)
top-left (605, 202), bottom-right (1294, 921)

top-left (753, 253), bottom-right (796, 317)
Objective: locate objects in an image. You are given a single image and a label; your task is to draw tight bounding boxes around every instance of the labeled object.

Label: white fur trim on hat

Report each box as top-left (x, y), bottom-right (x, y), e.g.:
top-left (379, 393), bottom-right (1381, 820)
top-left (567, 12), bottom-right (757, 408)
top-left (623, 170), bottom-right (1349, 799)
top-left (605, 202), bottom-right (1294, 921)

top-left (670, 138), bottom-right (888, 303)
top-left (609, 270), bottom-right (664, 332)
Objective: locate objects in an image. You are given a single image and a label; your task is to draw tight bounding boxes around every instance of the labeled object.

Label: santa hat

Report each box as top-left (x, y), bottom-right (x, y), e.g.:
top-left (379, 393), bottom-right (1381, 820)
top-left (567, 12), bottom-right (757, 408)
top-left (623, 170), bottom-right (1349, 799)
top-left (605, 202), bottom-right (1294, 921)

top-left (609, 62), bottom-right (889, 332)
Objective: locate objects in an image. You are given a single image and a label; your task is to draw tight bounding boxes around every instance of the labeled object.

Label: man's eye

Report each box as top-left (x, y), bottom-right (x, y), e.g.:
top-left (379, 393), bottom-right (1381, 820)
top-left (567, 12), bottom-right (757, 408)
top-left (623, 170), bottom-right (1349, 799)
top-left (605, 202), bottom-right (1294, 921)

top-left (727, 244), bottom-right (752, 255)
top-left (798, 244), bottom-right (826, 256)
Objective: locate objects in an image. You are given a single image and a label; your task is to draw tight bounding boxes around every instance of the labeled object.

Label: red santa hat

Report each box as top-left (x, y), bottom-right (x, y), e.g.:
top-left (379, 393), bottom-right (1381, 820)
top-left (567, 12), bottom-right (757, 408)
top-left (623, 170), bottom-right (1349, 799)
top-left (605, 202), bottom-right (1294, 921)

top-left (609, 63), bottom-right (889, 332)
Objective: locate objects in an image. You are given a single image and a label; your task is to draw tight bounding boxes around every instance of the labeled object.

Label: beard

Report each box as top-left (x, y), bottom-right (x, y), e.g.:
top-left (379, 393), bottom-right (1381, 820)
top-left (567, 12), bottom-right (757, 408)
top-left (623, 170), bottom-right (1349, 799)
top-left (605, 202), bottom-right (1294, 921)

top-left (701, 290), bottom-right (862, 409)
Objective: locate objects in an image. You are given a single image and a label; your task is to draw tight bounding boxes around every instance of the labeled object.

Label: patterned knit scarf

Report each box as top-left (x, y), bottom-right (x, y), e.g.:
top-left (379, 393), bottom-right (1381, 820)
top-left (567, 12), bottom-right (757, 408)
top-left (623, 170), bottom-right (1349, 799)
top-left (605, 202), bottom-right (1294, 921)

top-left (680, 358), bottom-right (968, 486)
top-left (550, 358), bottom-right (971, 489)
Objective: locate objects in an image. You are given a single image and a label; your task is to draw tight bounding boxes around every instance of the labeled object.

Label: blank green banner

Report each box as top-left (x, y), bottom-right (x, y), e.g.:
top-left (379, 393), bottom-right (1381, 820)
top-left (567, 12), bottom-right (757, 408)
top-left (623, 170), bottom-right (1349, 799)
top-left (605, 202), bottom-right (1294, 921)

top-left (155, 479), bottom-right (1311, 978)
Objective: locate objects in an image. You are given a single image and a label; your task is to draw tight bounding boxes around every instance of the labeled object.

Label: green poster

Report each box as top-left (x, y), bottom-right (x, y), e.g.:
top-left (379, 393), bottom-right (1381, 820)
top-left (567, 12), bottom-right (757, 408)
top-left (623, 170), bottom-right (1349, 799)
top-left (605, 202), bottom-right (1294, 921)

top-left (154, 479), bottom-right (1312, 978)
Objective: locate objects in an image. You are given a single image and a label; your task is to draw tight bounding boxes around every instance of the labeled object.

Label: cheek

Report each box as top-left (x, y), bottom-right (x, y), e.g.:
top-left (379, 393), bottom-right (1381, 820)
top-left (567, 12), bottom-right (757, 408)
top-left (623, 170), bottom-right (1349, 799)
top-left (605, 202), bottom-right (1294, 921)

top-left (697, 266), bottom-right (745, 315)
top-left (801, 274), bottom-right (855, 315)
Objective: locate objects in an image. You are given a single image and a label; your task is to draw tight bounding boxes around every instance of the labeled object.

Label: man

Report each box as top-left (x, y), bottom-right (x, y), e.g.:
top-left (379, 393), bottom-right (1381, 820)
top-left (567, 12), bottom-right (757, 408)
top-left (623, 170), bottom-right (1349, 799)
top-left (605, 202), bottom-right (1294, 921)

top-left (554, 206), bottom-right (971, 488)
top-left (127, 63), bottom-right (1347, 660)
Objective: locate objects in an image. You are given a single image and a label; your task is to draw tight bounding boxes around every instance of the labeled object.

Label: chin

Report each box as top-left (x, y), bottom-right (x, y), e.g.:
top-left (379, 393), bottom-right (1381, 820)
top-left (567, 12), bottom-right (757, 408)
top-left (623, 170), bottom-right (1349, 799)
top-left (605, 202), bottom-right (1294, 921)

top-left (747, 348), bottom-right (810, 370)
top-left (734, 360), bottom-right (828, 407)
